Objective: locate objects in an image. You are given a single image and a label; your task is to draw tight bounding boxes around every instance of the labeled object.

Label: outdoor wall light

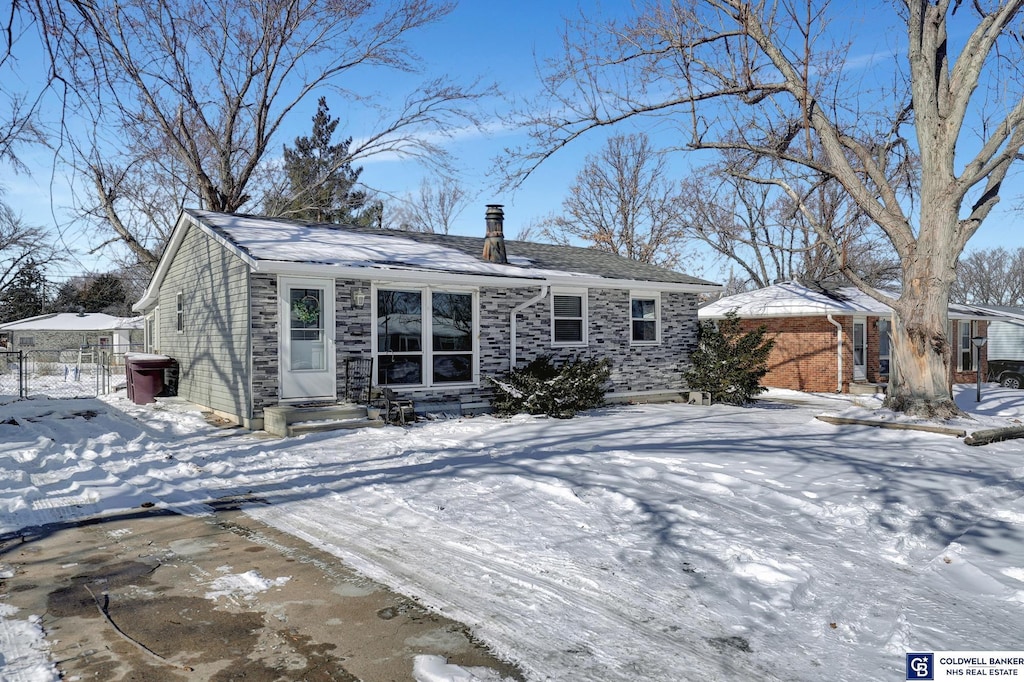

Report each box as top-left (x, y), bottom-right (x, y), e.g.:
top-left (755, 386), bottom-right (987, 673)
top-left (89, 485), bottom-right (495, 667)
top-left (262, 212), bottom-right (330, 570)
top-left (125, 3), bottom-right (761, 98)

top-left (972, 335), bottom-right (988, 402)
top-left (351, 288), bottom-right (367, 307)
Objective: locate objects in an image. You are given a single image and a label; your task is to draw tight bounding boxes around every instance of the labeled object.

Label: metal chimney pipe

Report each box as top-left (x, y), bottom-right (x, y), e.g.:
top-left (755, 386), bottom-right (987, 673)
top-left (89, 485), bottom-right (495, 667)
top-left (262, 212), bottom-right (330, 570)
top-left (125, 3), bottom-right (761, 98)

top-left (482, 204), bottom-right (508, 264)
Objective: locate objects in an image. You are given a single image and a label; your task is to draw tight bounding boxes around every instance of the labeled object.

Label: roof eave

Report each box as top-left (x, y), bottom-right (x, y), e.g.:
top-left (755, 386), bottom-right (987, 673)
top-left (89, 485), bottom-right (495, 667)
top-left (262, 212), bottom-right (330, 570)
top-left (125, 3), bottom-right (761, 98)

top-left (254, 260), bottom-right (721, 292)
top-left (133, 210), bottom-right (258, 312)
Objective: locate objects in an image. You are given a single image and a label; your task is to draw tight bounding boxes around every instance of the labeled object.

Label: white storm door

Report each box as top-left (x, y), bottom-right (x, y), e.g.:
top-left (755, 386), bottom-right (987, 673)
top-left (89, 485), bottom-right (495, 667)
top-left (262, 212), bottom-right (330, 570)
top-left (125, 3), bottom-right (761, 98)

top-left (852, 317), bottom-right (867, 382)
top-left (279, 277), bottom-right (336, 401)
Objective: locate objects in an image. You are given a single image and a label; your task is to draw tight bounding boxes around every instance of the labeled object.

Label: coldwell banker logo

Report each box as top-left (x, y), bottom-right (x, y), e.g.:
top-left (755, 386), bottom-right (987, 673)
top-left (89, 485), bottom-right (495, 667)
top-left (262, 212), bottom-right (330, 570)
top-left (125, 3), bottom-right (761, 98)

top-left (907, 653), bottom-right (934, 680)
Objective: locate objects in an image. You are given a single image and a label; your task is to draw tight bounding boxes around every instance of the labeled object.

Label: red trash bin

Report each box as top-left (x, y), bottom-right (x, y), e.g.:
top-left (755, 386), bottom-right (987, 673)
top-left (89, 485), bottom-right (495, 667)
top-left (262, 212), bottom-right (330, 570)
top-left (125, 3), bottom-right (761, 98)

top-left (124, 353), bottom-right (174, 405)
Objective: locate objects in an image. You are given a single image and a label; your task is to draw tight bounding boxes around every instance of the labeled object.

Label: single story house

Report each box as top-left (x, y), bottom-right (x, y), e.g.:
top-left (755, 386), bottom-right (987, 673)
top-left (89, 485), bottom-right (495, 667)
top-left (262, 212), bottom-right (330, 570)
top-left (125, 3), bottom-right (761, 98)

top-left (0, 312), bottom-right (144, 362)
top-left (968, 305), bottom-right (1024, 361)
top-left (699, 281), bottom-right (997, 394)
top-left (133, 207), bottom-right (720, 430)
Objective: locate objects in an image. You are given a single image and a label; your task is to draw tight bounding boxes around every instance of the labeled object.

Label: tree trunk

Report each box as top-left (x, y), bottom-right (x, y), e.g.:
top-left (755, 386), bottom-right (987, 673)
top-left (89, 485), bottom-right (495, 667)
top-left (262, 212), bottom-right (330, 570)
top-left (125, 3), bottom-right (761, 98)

top-left (884, 214), bottom-right (961, 418)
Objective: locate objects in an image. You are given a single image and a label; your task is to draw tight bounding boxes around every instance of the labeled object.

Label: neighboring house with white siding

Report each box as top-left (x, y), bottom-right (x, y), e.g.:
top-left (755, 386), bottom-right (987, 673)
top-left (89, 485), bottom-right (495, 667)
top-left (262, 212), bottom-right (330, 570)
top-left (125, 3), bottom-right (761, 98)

top-left (972, 306), bottom-right (1024, 361)
top-left (133, 207), bottom-right (720, 430)
top-left (0, 312), bottom-right (143, 361)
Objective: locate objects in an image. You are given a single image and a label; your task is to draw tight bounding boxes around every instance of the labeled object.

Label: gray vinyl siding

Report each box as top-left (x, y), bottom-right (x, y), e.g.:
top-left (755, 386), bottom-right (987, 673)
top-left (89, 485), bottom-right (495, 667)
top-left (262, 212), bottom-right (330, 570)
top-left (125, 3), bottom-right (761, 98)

top-left (154, 225), bottom-right (252, 423)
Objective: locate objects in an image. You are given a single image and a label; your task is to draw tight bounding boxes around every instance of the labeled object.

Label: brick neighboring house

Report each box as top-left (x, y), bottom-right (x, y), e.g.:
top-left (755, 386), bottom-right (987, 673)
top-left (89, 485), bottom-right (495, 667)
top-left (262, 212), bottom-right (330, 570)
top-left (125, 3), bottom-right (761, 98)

top-left (699, 282), bottom-right (996, 394)
top-left (133, 206), bottom-right (720, 430)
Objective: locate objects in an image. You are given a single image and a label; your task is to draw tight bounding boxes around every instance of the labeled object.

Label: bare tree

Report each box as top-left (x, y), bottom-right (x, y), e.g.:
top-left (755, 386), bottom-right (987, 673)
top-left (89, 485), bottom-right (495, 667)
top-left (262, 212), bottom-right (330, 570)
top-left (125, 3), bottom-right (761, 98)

top-left (390, 176), bottom-right (473, 234)
top-left (952, 248), bottom-right (1024, 306)
top-left (679, 157), bottom-right (899, 289)
top-left (509, 0), bottom-right (1024, 417)
top-left (31, 0), bottom-right (487, 269)
top-left (541, 133), bottom-right (688, 268)
top-left (0, 192), bottom-right (59, 296)
top-left (2, 2), bottom-right (47, 170)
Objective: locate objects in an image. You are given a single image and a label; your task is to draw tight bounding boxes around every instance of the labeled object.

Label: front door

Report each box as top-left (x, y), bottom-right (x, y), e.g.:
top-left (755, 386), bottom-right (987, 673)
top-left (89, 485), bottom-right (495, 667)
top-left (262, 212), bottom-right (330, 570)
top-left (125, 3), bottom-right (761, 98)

top-left (852, 317), bottom-right (867, 382)
top-left (279, 277), bottom-right (336, 401)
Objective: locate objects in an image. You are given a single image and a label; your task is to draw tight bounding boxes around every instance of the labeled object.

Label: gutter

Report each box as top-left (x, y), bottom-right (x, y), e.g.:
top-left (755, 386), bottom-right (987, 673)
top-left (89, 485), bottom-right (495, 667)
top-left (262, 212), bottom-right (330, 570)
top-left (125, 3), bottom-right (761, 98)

top-left (827, 314), bottom-right (843, 393)
top-left (510, 285), bottom-right (549, 371)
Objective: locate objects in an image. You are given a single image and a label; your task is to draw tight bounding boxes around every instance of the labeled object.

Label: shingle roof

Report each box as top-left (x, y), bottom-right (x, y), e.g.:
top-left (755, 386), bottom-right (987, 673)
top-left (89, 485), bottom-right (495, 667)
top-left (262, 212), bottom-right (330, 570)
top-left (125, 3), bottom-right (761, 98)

top-left (699, 281), bottom-right (1002, 321)
top-left (191, 210), bottom-right (717, 287)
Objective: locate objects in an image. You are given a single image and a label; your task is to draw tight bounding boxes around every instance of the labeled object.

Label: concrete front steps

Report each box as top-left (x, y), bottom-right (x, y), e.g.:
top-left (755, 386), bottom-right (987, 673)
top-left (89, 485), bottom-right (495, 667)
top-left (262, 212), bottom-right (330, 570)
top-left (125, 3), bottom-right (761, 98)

top-left (264, 403), bottom-right (384, 437)
top-left (848, 382), bottom-right (886, 395)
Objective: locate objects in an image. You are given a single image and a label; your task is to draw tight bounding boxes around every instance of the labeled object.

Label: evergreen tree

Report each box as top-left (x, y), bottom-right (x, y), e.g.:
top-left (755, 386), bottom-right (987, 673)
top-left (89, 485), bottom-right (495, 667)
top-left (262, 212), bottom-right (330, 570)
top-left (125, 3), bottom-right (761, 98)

top-left (265, 97), bottom-right (369, 224)
top-left (0, 261), bottom-right (49, 322)
top-left (80, 273), bottom-right (129, 314)
top-left (50, 272), bottom-right (131, 315)
top-left (683, 312), bottom-right (775, 405)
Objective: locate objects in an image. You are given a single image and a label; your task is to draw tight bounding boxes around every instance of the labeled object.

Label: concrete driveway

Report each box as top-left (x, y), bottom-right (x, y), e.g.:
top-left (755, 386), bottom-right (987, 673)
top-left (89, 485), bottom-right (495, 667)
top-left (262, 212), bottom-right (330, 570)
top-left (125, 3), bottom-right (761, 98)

top-left (0, 505), bottom-right (523, 681)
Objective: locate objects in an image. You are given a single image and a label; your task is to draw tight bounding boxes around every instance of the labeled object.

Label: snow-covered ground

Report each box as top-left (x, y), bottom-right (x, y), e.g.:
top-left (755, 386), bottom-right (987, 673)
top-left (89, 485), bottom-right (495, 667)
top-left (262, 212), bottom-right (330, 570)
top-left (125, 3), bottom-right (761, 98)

top-left (1, 386), bottom-right (1023, 681)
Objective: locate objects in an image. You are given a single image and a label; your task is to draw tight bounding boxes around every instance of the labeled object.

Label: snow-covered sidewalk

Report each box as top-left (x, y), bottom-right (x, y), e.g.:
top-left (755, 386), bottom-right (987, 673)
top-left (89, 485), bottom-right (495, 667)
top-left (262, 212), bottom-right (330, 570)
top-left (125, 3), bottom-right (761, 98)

top-left (2, 387), bottom-right (1023, 681)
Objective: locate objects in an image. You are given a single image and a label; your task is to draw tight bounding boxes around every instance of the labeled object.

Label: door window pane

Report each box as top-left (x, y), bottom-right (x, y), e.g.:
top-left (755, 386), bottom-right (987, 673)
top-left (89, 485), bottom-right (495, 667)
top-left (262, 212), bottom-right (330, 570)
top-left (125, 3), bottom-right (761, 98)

top-left (290, 288), bottom-right (324, 370)
top-left (878, 319), bottom-right (891, 376)
top-left (853, 323), bottom-right (865, 365)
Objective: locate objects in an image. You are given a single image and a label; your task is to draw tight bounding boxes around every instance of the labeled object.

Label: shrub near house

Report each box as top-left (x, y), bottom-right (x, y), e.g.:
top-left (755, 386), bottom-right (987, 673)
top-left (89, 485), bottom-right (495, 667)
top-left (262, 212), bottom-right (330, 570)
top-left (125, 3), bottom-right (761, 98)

top-left (490, 355), bottom-right (611, 418)
top-left (684, 312), bottom-right (775, 405)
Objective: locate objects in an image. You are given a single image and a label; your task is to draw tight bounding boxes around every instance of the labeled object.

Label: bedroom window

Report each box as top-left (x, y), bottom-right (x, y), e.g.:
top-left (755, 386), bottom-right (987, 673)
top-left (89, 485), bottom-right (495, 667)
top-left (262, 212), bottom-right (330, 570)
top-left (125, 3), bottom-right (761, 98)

top-left (376, 288), bottom-right (477, 386)
top-left (630, 294), bottom-right (660, 344)
top-left (552, 291), bottom-right (587, 345)
top-left (175, 292), bottom-right (184, 333)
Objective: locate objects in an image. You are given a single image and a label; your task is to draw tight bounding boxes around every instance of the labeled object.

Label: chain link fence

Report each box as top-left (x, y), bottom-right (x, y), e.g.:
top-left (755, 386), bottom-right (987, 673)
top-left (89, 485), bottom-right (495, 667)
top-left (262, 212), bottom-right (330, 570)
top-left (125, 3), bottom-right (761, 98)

top-left (0, 346), bottom-right (143, 400)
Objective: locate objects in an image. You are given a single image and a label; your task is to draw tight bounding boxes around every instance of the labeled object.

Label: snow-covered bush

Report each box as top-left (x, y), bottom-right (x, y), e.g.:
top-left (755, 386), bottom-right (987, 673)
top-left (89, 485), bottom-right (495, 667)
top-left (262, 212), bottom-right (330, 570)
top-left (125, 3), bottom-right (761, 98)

top-left (683, 311), bottom-right (775, 405)
top-left (490, 355), bottom-right (611, 418)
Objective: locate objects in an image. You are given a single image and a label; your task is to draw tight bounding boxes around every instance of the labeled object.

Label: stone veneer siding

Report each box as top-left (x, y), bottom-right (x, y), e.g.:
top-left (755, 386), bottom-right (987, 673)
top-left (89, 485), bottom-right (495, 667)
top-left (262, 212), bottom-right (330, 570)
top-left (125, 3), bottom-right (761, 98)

top-left (247, 282), bottom-right (701, 413)
top-left (512, 287), bottom-right (699, 398)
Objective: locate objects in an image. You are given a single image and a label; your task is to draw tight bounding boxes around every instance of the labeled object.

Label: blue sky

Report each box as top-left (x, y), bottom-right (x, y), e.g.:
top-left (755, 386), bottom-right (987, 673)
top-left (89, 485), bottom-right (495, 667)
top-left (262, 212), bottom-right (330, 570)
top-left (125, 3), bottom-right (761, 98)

top-left (4, 0), bottom-right (1024, 284)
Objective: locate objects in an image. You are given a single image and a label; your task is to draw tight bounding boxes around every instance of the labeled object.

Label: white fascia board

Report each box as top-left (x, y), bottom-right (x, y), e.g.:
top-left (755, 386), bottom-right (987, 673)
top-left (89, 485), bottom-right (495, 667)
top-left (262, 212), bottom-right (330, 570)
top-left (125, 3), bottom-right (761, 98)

top-left (254, 260), bottom-right (545, 287)
top-left (254, 260), bottom-right (717, 292)
top-left (133, 211), bottom-right (259, 312)
top-left (539, 275), bottom-right (720, 294)
top-left (698, 310), bottom-right (863, 319)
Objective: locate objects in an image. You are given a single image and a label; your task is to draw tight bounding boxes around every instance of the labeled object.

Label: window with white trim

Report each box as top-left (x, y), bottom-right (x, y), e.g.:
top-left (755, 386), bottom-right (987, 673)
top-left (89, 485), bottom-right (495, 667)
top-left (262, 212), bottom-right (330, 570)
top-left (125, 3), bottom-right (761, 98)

top-left (958, 320), bottom-right (976, 372)
top-left (630, 294), bottom-right (660, 343)
top-left (175, 292), bottom-right (184, 333)
top-left (551, 291), bottom-right (587, 345)
top-left (375, 287), bottom-right (476, 386)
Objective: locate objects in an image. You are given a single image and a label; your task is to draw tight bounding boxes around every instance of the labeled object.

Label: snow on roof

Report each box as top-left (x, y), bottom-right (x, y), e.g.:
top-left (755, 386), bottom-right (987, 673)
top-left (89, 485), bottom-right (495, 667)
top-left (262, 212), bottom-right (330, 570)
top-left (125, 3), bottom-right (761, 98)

top-left (700, 281), bottom-right (1002, 320)
top-left (0, 312), bottom-right (143, 331)
top-left (699, 282), bottom-right (890, 319)
top-left (198, 211), bottom-right (570, 280)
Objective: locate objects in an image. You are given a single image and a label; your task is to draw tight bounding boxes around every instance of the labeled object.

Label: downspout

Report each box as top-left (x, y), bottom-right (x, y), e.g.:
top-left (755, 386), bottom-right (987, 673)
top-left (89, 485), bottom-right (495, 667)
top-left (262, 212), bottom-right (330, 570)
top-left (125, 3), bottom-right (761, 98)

top-left (827, 314), bottom-right (843, 393)
top-left (510, 285), bottom-right (549, 371)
